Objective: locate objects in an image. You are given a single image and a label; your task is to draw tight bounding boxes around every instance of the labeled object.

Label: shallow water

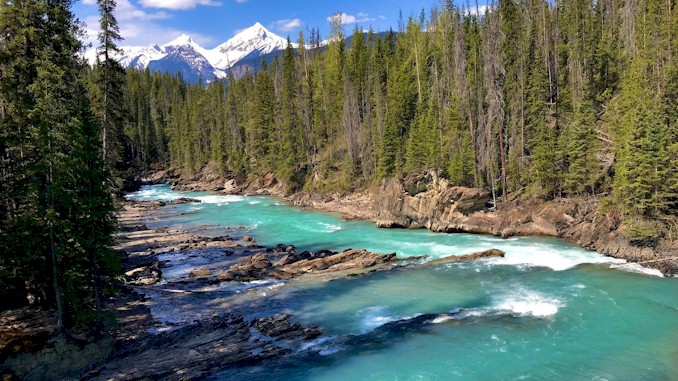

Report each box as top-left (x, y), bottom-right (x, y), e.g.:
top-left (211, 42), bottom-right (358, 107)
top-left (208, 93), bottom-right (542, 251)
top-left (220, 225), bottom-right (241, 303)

top-left (128, 185), bottom-right (678, 380)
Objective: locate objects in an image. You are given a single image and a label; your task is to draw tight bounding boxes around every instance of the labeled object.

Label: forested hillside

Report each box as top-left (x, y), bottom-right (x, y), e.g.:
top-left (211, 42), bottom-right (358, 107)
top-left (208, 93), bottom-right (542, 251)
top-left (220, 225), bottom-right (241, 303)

top-left (122, 0), bottom-right (678, 238)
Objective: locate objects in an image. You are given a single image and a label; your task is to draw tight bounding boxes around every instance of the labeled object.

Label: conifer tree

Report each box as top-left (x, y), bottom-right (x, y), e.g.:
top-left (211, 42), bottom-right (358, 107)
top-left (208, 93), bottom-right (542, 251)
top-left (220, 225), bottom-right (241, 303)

top-left (246, 60), bottom-right (276, 172)
top-left (94, 0), bottom-right (127, 185)
top-left (277, 39), bottom-right (303, 187)
top-left (564, 101), bottom-right (598, 194)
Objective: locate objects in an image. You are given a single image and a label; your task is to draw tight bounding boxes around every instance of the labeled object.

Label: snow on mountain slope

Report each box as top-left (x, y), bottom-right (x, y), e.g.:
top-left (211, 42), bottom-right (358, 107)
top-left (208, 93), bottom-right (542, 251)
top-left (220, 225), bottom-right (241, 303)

top-left (206, 22), bottom-right (294, 70)
top-left (119, 45), bottom-right (165, 70)
top-left (86, 23), bottom-right (294, 82)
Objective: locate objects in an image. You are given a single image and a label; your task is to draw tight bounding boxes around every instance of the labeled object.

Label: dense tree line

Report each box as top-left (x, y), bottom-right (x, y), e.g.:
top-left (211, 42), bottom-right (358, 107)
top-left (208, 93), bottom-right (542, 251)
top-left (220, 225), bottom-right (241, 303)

top-left (0, 0), bottom-right (120, 330)
top-left (124, 0), bottom-right (678, 239)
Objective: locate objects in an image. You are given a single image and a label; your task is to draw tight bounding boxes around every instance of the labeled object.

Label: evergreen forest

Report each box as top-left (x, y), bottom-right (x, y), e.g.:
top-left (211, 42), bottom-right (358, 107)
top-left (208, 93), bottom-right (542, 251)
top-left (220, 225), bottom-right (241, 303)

top-left (124, 0), bottom-right (678, 235)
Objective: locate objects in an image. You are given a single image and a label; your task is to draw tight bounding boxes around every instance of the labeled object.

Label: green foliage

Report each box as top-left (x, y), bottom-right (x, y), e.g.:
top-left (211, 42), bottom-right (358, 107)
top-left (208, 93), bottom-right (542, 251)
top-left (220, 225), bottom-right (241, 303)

top-left (564, 102), bottom-right (598, 194)
top-left (0, 0), bottom-right (118, 329)
top-left (445, 103), bottom-right (475, 186)
top-left (93, 0), bottom-right (129, 188)
top-left (113, 0), bottom-right (677, 229)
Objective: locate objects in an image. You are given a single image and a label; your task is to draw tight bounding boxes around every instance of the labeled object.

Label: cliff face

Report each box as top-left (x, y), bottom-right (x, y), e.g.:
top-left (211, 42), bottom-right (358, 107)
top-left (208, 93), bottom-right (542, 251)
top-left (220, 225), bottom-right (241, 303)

top-left (374, 172), bottom-right (492, 231)
top-left (373, 171), bottom-right (678, 276)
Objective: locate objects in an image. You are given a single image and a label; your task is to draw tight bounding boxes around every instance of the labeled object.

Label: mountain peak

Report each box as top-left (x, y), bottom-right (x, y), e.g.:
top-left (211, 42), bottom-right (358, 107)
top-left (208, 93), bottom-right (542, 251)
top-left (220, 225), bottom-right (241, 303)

top-left (234, 22), bottom-right (276, 41)
top-left (164, 34), bottom-right (196, 47)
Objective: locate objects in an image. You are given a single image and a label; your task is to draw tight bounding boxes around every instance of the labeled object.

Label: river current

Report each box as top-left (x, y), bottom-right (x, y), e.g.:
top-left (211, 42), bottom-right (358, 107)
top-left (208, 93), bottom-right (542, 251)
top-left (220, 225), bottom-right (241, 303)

top-left (127, 185), bottom-right (678, 381)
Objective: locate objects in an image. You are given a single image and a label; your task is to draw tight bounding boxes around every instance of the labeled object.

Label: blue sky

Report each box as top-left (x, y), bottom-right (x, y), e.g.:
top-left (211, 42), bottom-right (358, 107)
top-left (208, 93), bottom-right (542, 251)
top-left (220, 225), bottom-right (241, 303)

top-left (74, 0), bottom-right (444, 48)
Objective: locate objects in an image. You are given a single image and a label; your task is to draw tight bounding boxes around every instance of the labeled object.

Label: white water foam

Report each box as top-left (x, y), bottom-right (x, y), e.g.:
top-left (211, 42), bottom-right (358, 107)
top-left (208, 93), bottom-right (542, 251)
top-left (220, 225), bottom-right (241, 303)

top-left (299, 222), bottom-right (343, 234)
top-left (428, 243), bottom-right (463, 257)
top-left (318, 222), bottom-right (342, 232)
top-left (431, 315), bottom-right (454, 324)
top-left (357, 306), bottom-right (422, 333)
top-left (194, 194), bottom-right (245, 204)
top-left (398, 241), bottom-right (463, 259)
top-left (126, 186), bottom-right (184, 202)
top-left (358, 306), bottom-right (398, 332)
top-left (495, 292), bottom-right (562, 317)
top-left (613, 262), bottom-right (665, 278)
top-left (197, 279), bottom-right (285, 293)
top-left (456, 287), bottom-right (564, 319)
top-left (126, 185), bottom-right (247, 205)
top-left (485, 243), bottom-right (625, 271)
top-left (298, 336), bottom-right (342, 355)
top-left (420, 237), bottom-right (624, 272)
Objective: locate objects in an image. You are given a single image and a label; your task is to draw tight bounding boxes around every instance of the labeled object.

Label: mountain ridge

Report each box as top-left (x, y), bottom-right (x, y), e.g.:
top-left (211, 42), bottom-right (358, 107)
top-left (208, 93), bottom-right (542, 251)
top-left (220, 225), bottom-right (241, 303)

top-left (87, 22), bottom-right (296, 83)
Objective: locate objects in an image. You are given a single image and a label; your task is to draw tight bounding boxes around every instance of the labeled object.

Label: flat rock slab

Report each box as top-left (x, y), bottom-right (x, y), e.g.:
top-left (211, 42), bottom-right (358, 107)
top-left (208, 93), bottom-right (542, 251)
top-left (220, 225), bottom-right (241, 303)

top-left (216, 249), bottom-right (426, 282)
top-left (424, 249), bottom-right (505, 266)
top-left (87, 313), bottom-right (322, 381)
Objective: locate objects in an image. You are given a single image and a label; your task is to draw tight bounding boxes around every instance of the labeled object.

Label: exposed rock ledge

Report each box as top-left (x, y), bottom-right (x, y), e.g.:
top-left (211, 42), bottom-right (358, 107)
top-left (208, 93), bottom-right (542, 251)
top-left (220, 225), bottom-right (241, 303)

top-left (216, 249), bottom-right (427, 282)
top-left (424, 249), bottom-right (505, 266)
top-left (212, 248), bottom-right (506, 285)
top-left (86, 313), bottom-right (321, 381)
top-left (371, 171), bottom-right (677, 276)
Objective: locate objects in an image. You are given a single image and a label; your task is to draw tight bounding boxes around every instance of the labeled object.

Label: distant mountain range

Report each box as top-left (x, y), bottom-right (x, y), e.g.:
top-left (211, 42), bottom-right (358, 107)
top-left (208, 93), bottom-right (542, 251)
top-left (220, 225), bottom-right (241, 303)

top-left (86, 23), bottom-right (298, 83)
top-left (86, 23), bottom-right (391, 84)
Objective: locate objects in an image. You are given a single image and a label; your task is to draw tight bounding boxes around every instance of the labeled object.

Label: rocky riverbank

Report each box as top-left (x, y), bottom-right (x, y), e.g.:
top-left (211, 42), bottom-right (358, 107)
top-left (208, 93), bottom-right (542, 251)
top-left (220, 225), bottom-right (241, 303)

top-left (141, 168), bottom-right (678, 276)
top-left (2, 198), bottom-right (508, 380)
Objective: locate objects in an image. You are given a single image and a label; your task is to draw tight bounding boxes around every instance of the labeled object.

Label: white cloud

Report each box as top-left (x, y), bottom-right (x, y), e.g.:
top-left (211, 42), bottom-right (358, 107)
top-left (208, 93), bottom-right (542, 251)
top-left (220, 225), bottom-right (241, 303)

top-left (118, 0), bottom-right (169, 20)
top-left (235, 0), bottom-right (248, 3)
top-left (466, 5), bottom-right (491, 15)
top-left (327, 12), bottom-right (375, 25)
top-left (139, 0), bottom-right (221, 10)
top-left (80, 0), bottom-right (216, 49)
top-left (270, 18), bottom-right (301, 32)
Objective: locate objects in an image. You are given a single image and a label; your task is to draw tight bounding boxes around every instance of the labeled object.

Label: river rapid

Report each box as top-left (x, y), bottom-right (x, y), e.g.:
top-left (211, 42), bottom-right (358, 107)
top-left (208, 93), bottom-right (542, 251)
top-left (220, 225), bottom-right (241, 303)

top-left (127, 185), bottom-right (678, 381)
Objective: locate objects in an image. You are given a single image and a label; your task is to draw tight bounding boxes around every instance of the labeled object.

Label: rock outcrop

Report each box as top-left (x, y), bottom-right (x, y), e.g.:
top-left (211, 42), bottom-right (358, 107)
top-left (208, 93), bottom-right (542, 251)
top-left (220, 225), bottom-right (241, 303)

top-left (167, 197), bottom-right (201, 205)
top-left (86, 314), bottom-right (322, 381)
top-left (375, 171), bottom-right (491, 230)
top-left (217, 249), bottom-right (426, 282)
top-left (372, 171), bottom-right (678, 276)
top-left (425, 249), bottom-right (506, 266)
top-left (124, 263), bottom-right (162, 285)
top-left (188, 268), bottom-right (212, 278)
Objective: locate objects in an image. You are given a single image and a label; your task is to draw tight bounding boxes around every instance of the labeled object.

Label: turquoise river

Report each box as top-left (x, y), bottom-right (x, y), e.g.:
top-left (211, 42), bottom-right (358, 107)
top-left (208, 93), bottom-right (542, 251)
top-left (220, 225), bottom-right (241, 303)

top-left (128, 185), bottom-right (678, 381)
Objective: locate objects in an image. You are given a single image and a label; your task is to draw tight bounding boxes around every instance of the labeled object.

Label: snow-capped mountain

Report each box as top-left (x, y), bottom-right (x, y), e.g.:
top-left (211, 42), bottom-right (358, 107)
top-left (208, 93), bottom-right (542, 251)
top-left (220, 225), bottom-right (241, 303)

top-left (149, 35), bottom-right (226, 83)
top-left (206, 22), bottom-right (294, 71)
top-left (119, 45), bottom-right (164, 70)
top-left (88, 23), bottom-right (294, 83)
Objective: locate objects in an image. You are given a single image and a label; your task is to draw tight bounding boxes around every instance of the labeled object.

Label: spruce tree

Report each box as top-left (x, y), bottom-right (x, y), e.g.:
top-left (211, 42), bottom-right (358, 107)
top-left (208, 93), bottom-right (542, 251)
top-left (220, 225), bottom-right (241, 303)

top-left (278, 39), bottom-right (303, 187)
top-left (95, 0), bottom-right (127, 187)
top-left (564, 101), bottom-right (598, 194)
